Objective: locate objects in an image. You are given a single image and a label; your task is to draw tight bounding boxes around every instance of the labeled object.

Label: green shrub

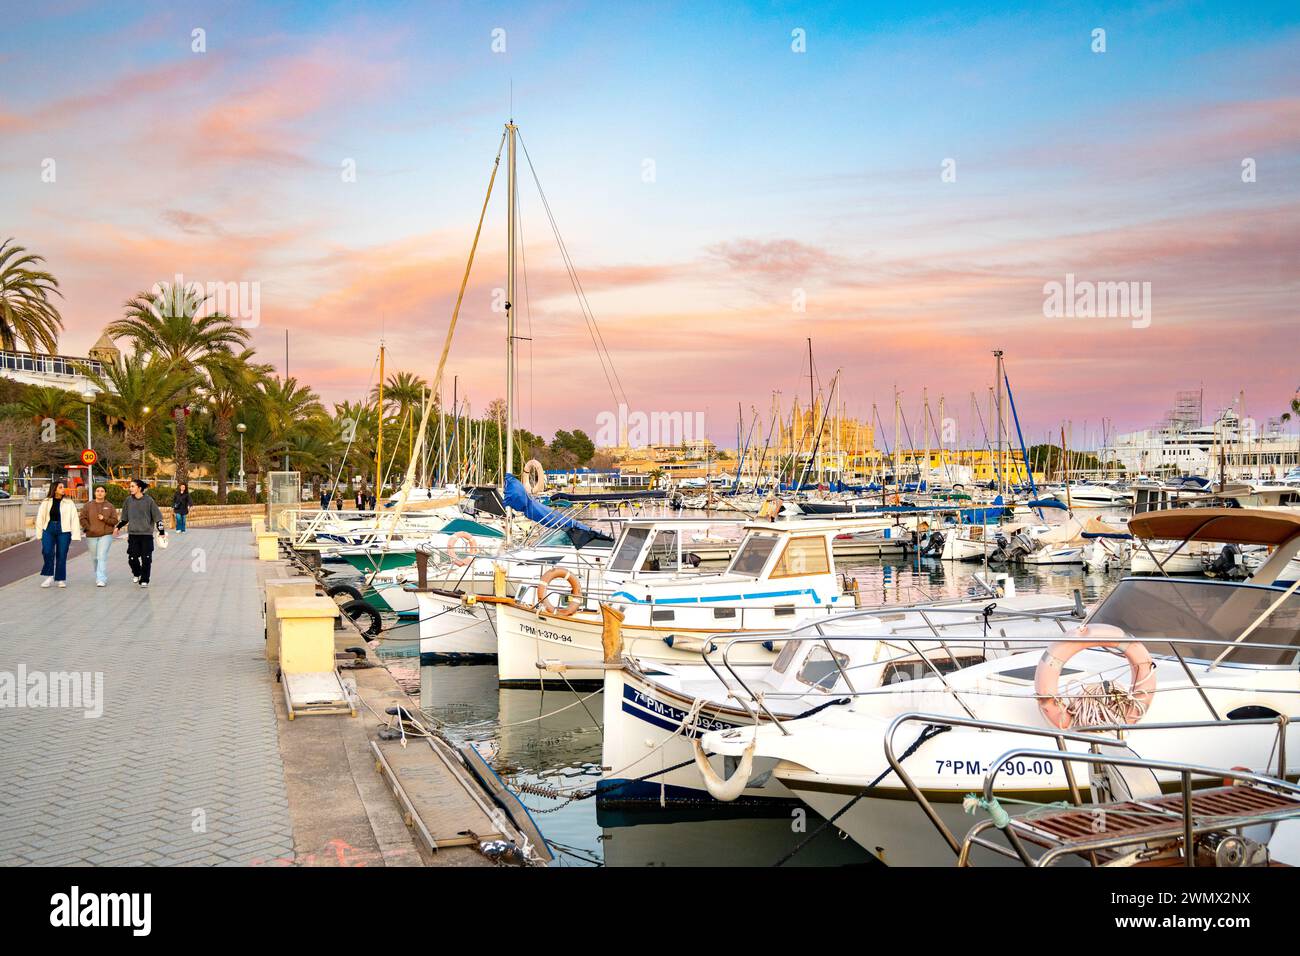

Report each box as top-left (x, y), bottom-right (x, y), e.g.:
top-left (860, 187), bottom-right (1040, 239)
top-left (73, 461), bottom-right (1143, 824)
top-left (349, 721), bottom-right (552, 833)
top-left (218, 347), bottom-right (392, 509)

top-left (226, 490), bottom-right (250, 505)
top-left (190, 488), bottom-right (217, 506)
top-left (102, 483), bottom-right (128, 506)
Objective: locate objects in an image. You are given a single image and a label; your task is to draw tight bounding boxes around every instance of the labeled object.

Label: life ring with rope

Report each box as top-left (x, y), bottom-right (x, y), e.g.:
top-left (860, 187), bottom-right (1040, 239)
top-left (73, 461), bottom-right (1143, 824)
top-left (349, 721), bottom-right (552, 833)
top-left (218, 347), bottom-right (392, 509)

top-left (447, 531), bottom-right (478, 567)
top-left (536, 567), bottom-right (583, 617)
top-left (1033, 624), bottom-right (1156, 729)
top-left (522, 459), bottom-right (546, 495)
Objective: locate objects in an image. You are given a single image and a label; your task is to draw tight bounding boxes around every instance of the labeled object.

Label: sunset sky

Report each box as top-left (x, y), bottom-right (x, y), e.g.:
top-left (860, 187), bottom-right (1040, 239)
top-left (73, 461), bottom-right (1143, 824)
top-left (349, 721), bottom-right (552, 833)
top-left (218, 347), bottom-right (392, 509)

top-left (2, 1), bottom-right (1297, 449)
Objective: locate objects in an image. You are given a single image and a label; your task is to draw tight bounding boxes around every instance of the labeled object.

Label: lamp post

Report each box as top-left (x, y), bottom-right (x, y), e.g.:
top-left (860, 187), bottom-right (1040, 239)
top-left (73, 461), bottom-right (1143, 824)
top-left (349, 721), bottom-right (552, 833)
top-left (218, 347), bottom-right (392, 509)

top-left (81, 389), bottom-right (95, 497)
top-left (237, 422), bottom-right (246, 491)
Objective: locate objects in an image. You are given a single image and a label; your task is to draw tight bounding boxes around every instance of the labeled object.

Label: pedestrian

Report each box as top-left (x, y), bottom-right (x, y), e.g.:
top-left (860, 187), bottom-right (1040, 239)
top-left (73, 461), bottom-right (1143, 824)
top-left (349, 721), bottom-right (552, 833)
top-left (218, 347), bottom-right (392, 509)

top-left (355, 487), bottom-right (366, 511)
top-left (334, 487), bottom-right (343, 511)
top-left (367, 491), bottom-right (377, 511)
top-left (37, 479), bottom-right (81, 588)
top-left (320, 487), bottom-right (331, 510)
top-left (171, 481), bottom-right (192, 532)
top-left (79, 484), bottom-right (119, 588)
top-left (115, 479), bottom-right (166, 588)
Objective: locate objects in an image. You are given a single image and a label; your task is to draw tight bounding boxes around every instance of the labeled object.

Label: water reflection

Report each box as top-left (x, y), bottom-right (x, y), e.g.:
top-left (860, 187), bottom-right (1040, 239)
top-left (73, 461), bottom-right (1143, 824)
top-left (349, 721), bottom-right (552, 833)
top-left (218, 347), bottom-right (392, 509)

top-left (376, 554), bottom-right (1127, 866)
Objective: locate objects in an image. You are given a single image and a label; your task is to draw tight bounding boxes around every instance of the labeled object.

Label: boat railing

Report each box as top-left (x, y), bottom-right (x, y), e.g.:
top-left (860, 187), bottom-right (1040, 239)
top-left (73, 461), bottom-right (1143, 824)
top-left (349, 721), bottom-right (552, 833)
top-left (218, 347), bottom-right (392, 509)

top-left (706, 627), bottom-right (1300, 734)
top-left (961, 744), bottom-right (1300, 866)
top-left (882, 710), bottom-right (1295, 864)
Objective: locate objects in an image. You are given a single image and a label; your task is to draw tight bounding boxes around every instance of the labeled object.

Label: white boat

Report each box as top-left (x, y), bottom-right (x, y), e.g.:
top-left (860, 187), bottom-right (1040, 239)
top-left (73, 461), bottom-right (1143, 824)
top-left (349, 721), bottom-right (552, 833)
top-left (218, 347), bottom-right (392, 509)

top-left (413, 520), bottom-right (727, 662)
top-left (701, 507), bottom-right (1300, 865)
top-left (491, 516), bottom-right (893, 687)
top-left (598, 593), bottom-right (1083, 810)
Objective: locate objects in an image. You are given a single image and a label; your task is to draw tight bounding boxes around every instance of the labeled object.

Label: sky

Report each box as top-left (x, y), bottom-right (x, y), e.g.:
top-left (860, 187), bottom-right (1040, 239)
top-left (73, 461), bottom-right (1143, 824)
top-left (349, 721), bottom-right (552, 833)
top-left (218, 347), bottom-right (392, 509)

top-left (2, 0), bottom-right (1297, 450)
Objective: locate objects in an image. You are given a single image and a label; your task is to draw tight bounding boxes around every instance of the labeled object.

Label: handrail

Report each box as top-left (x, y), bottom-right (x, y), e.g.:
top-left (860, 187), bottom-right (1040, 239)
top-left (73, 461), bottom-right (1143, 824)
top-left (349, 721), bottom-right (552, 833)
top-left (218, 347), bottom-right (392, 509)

top-left (972, 734), bottom-right (1298, 866)
top-left (881, 711), bottom-right (1296, 861)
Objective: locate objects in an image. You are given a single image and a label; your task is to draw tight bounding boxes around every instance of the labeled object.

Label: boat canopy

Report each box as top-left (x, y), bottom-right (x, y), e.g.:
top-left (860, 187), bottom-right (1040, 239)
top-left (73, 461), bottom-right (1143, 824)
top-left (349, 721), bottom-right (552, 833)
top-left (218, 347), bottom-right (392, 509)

top-left (1128, 507), bottom-right (1300, 547)
top-left (502, 473), bottom-right (612, 546)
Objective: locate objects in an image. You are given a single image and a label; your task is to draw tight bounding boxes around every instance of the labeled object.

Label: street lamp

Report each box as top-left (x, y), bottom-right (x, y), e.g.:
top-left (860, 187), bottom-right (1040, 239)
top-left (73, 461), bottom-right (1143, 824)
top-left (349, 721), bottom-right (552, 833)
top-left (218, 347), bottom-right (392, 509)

top-left (237, 423), bottom-right (246, 491)
top-left (81, 389), bottom-right (95, 497)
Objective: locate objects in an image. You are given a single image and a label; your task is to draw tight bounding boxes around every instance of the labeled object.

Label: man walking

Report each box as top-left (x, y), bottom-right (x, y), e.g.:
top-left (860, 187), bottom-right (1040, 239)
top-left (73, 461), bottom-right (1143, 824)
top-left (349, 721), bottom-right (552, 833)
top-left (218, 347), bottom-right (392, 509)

top-left (114, 479), bottom-right (166, 588)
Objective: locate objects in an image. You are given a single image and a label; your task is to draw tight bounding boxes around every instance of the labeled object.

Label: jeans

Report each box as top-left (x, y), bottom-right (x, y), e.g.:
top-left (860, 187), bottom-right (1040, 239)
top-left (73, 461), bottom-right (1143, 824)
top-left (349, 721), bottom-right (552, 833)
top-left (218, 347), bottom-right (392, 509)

top-left (176, 513), bottom-right (187, 532)
top-left (86, 534), bottom-right (112, 584)
top-left (127, 534), bottom-right (155, 584)
top-left (40, 527), bottom-right (72, 582)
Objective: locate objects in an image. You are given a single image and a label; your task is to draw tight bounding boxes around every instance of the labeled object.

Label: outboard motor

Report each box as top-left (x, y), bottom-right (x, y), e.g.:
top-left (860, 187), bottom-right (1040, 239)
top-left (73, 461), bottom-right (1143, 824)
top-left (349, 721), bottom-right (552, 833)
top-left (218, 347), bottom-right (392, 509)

top-left (922, 530), bottom-right (945, 557)
top-left (1206, 544), bottom-right (1245, 580)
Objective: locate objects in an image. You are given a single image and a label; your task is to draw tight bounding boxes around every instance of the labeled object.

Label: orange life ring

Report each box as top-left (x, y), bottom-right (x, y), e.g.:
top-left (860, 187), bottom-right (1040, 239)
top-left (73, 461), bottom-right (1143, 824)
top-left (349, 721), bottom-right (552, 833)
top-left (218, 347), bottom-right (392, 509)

top-left (536, 567), bottom-right (582, 617)
top-left (1034, 624), bottom-right (1156, 729)
top-left (890, 494), bottom-right (901, 505)
top-left (447, 531), bottom-right (478, 567)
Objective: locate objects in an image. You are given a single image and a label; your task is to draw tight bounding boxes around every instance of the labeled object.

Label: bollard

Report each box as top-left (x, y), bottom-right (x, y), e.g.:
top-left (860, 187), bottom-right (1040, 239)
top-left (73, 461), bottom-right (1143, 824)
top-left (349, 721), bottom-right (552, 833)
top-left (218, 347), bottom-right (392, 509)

top-left (251, 515), bottom-right (266, 535)
top-left (256, 531), bottom-right (280, 561)
top-left (264, 577), bottom-right (316, 662)
top-left (275, 596), bottom-right (342, 674)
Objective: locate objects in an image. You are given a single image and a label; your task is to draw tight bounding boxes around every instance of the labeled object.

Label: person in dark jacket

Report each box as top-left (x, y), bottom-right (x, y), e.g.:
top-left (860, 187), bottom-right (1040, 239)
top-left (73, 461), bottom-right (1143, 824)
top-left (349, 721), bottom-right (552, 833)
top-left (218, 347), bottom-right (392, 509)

top-left (334, 487), bottom-right (343, 511)
top-left (171, 482), bottom-right (192, 533)
top-left (320, 488), bottom-right (331, 510)
top-left (355, 487), bottom-right (366, 511)
top-left (115, 479), bottom-right (166, 587)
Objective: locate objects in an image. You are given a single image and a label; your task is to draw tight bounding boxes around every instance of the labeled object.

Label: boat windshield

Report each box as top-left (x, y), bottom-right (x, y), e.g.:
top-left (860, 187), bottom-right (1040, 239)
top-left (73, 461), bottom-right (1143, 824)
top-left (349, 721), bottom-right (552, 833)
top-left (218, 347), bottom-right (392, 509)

top-left (608, 527), bottom-right (650, 572)
top-left (728, 532), bottom-right (780, 577)
top-left (1087, 578), bottom-right (1300, 666)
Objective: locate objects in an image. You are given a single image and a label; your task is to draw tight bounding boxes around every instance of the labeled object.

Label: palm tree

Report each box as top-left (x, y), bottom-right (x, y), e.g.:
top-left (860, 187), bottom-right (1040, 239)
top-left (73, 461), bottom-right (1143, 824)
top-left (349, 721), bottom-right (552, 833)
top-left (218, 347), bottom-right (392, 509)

top-left (83, 354), bottom-right (196, 478)
top-left (204, 348), bottom-right (274, 502)
top-left (370, 370), bottom-right (427, 473)
top-left (19, 385), bottom-right (80, 438)
top-left (331, 400), bottom-right (378, 498)
top-left (0, 239), bottom-right (63, 354)
top-left (260, 375), bottom-right (325, 471)
top-left (108, 283), bottom-right (251, 484)
top-left (1282, 389), bottom-right (1300, 426)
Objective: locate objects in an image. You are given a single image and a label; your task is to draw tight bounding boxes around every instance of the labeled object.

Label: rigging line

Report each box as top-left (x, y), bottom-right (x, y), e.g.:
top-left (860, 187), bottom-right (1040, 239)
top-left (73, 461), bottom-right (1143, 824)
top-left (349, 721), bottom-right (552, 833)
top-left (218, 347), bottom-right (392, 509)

top-left (517, 131), bottom-right (629, 410)
top-left (520, 143), bottom-right (625, 413)
top-left (327, 351), bottom-right (380, 496)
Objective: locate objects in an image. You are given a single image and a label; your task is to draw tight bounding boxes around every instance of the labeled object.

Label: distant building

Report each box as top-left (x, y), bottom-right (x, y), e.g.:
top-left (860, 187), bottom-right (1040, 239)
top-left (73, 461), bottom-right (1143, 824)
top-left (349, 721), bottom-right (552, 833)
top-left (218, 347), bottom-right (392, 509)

top-left (0, 330), bottom-right (117, 393)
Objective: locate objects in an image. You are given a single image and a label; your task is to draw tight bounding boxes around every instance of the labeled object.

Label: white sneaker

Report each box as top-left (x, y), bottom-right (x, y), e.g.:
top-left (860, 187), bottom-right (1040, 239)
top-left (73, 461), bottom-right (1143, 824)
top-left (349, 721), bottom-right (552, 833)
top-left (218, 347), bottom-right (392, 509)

top-left (132, 576), bottom-right (140, 584)
top-left (57, 582), bottom-right (66, 588)
top-left (96, 581), bottom-right (106, 588)
top-left (40, 577), bottom-right (53, 588)
top-left (139, 582), bottom-right (148, 589)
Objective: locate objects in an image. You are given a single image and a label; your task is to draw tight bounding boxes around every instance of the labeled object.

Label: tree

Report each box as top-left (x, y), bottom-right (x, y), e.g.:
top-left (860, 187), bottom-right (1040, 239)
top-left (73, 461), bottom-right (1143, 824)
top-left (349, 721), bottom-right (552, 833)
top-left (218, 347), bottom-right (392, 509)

top-left (1282, 389), bottom-right (1300, 426)
top-left (204, 348), bottom-right (273, 502)
top-left (83, 354), bottom-right (196, 478)
top-left (549, 429), bottom-right (595, 467)
top-left (371, 370), bottom-right (427, 472)
top-left (108, 283), bottom-right (251, 484)
top-left (0, 239), bottom-right (63, 354)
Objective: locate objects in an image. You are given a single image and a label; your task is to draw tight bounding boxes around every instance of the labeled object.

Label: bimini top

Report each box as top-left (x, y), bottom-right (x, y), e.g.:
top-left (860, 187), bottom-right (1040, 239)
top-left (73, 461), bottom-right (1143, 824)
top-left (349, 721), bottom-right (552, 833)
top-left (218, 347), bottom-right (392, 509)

top-left (1129, 507), bottom-right (1300, 547)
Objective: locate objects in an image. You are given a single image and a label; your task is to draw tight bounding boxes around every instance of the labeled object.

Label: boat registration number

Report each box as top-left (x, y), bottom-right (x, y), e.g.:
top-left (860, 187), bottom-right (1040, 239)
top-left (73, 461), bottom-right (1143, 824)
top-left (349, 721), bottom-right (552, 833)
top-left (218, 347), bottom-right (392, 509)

top-left (935, 758), bottom-right (1055, 777)
top-left (519, 622), bottom-right (574, 644)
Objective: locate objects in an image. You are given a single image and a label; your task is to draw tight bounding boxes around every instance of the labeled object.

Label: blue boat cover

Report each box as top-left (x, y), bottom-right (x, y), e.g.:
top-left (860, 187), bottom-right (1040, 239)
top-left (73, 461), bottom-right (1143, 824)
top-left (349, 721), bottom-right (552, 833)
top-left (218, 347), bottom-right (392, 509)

top-left (503, 474), bottom-right (612, 545)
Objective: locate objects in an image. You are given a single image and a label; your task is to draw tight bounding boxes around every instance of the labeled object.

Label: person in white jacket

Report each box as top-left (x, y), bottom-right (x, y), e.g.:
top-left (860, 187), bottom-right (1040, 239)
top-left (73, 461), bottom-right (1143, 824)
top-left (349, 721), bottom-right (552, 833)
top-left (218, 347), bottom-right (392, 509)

top-left (36, 480), bottom-right (82, 588)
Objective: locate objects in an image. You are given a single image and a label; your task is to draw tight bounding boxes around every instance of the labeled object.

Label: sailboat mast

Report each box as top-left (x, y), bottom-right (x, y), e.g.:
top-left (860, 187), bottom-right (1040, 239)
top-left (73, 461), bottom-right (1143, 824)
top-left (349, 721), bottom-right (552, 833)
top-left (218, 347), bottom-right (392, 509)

top-left (505, 121), bottom-right (518, 484)
top-left (375, 342), bottom-right (385, 500)
top-left (993, 349), bottom-right (1004, 496)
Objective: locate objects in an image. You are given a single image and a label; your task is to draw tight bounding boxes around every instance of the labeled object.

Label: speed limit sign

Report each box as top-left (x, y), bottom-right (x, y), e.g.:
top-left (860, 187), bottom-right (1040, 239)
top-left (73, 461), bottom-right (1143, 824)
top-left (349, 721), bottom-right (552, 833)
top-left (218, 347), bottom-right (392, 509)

top-left (80, 448), bottom-right (98, 466)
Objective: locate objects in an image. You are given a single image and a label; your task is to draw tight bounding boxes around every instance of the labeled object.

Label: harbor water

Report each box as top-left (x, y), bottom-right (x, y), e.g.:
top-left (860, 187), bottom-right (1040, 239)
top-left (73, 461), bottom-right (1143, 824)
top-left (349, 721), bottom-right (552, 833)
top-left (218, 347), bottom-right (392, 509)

top-left (342, 548), bottom-right (1128, 866)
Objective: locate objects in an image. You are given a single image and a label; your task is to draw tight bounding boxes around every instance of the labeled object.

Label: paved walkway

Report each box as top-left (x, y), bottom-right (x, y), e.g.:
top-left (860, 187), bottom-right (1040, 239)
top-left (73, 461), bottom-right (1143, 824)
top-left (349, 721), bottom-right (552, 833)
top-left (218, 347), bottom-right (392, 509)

top-left (0, 526), bottom-right (295, 865)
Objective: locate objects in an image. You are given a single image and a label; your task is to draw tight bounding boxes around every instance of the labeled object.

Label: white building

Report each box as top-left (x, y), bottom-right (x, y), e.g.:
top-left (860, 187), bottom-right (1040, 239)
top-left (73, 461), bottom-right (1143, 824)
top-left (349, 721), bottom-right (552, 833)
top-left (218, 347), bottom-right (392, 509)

top-left (0, 332), bottom-right (118, 394)
top-left (1107, 407), bottom-right (1299, 478)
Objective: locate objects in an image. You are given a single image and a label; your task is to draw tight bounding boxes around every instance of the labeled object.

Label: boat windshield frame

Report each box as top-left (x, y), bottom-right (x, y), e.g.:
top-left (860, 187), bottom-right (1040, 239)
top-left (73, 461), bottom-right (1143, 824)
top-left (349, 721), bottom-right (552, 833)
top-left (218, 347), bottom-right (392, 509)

top-left (1086, 576), bottom-right (1300, 667)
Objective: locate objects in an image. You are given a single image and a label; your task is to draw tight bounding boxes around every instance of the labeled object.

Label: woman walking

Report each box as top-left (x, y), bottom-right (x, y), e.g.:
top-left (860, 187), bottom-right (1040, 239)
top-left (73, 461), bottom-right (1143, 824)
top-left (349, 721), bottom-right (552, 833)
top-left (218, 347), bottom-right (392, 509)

top-left (115, 479), bottom-right (166, 588)
top-left (171, 482), bottom-right (192, 533)
top-left (36, 480), bottom-right (82, 588)
top-left (80, 485), bottom-right (119, 588)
